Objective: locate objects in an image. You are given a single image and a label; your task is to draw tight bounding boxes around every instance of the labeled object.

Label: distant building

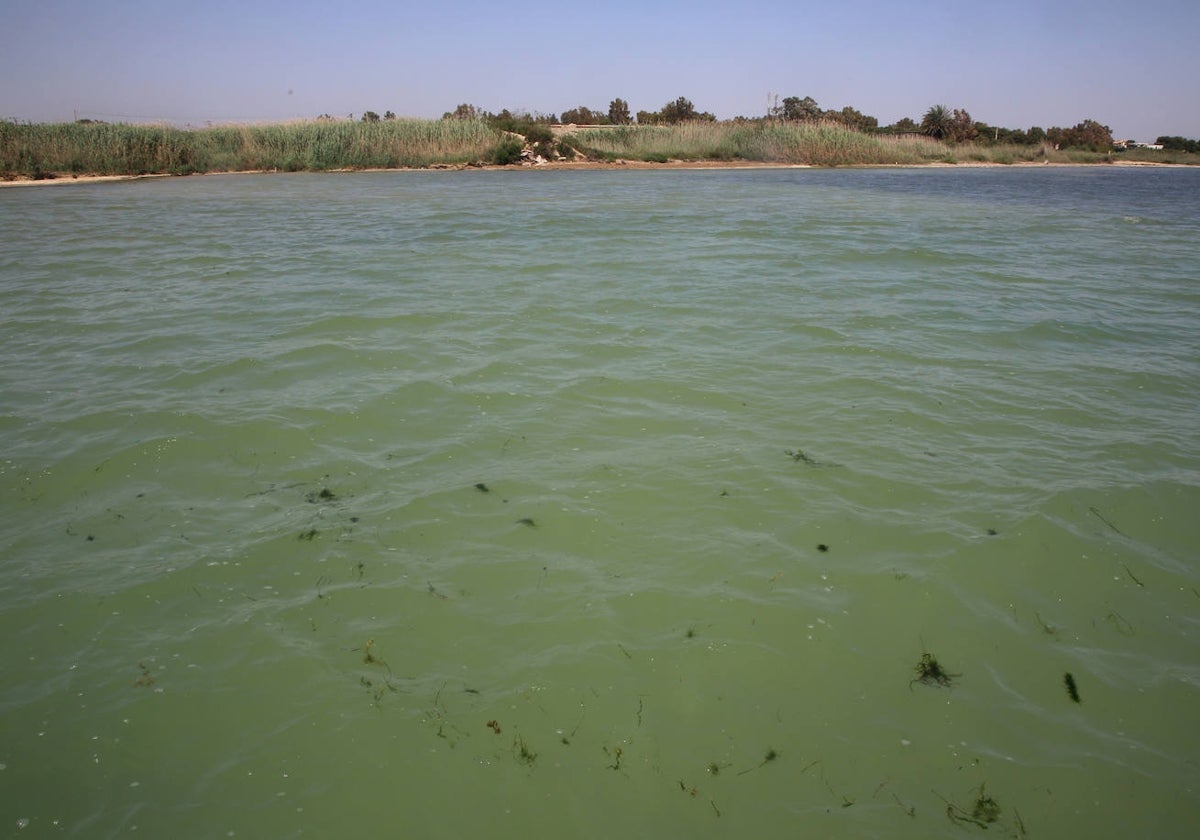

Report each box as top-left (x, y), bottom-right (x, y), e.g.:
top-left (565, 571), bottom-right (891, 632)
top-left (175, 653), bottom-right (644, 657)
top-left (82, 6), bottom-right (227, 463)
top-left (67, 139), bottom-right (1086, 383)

top-left (1116, 139), bottom-right (1164, 150)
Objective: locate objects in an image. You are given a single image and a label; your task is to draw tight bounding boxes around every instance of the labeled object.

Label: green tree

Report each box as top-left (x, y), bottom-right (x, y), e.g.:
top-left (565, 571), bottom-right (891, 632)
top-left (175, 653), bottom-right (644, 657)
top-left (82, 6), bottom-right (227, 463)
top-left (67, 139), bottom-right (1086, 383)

top-left (889, 117), bottom-right (919, 133)
top-left (560, 106), bottom-right (607, 125)
top-left (443, 103), bottom-right (484, 120)
top-left (1048, 119), bottom-right (1113, 151)
top-left (361, 111), bottom-right (381, 123)
top-left (608, 98), bottom-right (631, 125)
top-left (948, 108), bottom-right (977, 143)
top-left (660, 96), bottom-right (697, 123)
top-left (920, 104), bottom-right (952, 140)
top-left (835, 105), bottom-right (878, 132)
top-left (781, 96), bottom-right (821, 122)
top-left (657, 96), bottom-right (715, 124)
top-left (1156, 135), bottom-right (1199, 152)
top-left (1075, 119), bottom-right (1114, 151)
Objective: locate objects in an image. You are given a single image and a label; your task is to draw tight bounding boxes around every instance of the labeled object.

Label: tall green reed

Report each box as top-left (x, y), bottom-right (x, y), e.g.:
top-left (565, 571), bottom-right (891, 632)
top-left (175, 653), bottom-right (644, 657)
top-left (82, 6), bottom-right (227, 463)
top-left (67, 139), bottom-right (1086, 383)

top-left (1, 119), bottom-right (504, 178)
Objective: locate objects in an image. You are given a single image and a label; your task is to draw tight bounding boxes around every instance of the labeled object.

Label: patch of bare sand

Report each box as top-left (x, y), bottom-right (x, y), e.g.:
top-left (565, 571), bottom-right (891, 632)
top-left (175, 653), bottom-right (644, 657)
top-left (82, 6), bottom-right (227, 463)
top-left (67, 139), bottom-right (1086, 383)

top-left (1, 158), bottom-right (1183, 187)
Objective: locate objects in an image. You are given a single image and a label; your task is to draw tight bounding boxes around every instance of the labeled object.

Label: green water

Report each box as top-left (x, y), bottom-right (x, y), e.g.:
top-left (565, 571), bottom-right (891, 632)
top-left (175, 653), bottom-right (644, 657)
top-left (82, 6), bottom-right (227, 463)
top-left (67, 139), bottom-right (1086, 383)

top-left (2, 168), bottom-right (1198, 838)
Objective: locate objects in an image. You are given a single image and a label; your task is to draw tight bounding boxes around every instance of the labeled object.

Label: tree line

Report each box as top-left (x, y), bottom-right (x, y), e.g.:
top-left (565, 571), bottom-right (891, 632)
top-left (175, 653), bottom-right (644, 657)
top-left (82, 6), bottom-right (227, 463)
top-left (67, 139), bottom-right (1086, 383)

top-left (424, 94), bottom-right (1194, 153)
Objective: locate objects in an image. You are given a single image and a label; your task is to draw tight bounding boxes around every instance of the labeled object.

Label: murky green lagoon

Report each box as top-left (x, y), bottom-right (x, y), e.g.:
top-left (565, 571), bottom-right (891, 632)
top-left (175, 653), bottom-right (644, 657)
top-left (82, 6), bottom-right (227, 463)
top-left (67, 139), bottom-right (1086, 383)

top-left (2, 167), bottom-right (1199, 838)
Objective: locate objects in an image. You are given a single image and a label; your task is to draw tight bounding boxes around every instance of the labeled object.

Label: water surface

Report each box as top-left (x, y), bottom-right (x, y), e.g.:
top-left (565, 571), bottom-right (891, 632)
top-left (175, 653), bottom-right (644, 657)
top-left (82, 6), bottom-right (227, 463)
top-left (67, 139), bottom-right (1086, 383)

top-left (2, 167), bottom-right (1199, 837)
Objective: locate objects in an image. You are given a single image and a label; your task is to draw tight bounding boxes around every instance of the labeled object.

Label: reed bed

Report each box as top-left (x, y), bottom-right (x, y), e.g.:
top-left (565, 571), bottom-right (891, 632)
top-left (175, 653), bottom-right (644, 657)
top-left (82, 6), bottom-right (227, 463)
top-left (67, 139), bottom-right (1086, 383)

top-left (0, 119), bottom-right (503, 178)
top-left (570, 121), bottom-right (951, 166)
top-left (3, 118), bottom-right (1192, 179)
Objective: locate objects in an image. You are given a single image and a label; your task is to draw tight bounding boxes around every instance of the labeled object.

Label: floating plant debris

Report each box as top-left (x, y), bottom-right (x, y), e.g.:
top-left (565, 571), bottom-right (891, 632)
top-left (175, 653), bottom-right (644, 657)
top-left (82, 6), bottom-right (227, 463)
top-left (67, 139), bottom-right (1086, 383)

top-left (817, 543), bottom-right (829, 552)
top-left (362, 675), bottom-right (398, 707)
top-left (786, 448), bottom-right (821, 465)
top-left (738, 747), bottom-right (779, 775)
top-left (607, 745), bottom-right (624, 771)
top-left (306, 487), bottom-right (336, 503)
top-left (516, 517), bottom-right (536, 527)
top-left (298, 528), bottom-right (319, 541)
top-left (1088, 505), bottom-right (1125, 536)
top-left (1035, 612), bottom-right (1059, 636)
top-left (987, 528), bottom-right (998, 536)
top-left (1105, 610), bottom-right (1135, 636)
top-left (360, 638), bottom-right (390, 672)
top-left (912, 651), bottom-right (959, 689)
top-left (1064, 672), bottom-right (1081, 703)
top-left (941, 783), bottom-right (1002, 829)
top-left (487, 719), bottom-right (502, 734)
top-left (134, 661), bottom-right (155, 688)
top-left (474, 482), bottom-right (490, 493)
top-left (1121, 563), bottom-right (1145, 588)
top-left (513, 735), bottom-right (537, 766)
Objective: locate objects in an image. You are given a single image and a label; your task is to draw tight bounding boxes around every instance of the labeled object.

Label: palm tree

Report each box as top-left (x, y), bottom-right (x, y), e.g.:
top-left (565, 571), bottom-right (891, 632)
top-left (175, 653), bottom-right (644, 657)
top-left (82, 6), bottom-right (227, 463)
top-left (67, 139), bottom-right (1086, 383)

top-left (920, 104), bottom-right (952, 140)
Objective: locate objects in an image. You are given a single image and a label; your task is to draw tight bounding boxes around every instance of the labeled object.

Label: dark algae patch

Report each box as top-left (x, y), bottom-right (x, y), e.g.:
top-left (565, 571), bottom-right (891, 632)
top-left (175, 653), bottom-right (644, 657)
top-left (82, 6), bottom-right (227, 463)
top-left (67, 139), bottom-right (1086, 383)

top-left (786, 448), bottom-right (820, 465)
top-left (786, 447), bottom-right (840, 467)
top-left (911, 651), bottom-right (959, 689)
top-left (306, 487), bottom-right (336, 503)
top-left (516, 517), bottom-right (537, 527)
top-left (474, 482), bottom-right (490, 493)
top-left (1064, 672), bottom-right (1081, 703)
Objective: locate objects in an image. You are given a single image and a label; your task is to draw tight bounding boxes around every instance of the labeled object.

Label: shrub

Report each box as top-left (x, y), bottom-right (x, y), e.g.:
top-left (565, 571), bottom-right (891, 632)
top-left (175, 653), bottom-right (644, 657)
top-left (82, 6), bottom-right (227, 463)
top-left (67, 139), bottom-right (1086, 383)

top-left (489, 138), bottom-right (524, 165)
top-left (524, 125), bottom-right (553, 144)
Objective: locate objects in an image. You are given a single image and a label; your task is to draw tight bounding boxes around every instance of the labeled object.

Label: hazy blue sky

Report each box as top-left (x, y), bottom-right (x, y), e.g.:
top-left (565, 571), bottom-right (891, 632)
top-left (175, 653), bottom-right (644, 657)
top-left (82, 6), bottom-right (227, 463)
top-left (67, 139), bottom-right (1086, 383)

top-left (3, 0), bottom-right (1196, 140)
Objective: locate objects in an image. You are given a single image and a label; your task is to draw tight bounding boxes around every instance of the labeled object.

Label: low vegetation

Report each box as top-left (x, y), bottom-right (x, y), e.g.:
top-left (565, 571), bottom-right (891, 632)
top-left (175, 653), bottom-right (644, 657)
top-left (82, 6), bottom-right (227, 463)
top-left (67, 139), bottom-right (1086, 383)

top-left (3, 95), bottom-right (1195, 180)
top-left (0, 118), bottom-right (503, 179)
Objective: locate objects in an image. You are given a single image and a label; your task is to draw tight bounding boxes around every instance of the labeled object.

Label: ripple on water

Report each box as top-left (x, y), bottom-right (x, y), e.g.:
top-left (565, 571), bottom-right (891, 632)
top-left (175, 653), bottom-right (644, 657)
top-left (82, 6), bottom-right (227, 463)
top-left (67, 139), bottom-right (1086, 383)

top-left (1, 168), bottom-right (1198, 838)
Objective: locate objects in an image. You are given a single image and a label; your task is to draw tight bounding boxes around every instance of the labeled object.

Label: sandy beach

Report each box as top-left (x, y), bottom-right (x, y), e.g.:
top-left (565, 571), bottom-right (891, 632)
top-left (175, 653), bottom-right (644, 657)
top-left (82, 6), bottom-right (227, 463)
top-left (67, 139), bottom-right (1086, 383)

top-left (0, 157), bottom-right (1182, 187)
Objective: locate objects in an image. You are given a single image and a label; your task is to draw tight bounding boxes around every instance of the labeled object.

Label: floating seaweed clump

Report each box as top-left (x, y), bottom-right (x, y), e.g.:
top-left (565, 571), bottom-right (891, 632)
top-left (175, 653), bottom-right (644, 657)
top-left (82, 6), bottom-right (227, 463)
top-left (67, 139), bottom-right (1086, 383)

top-left (786, 448), bottom-right (820, 465)
top-left (1064, 672), bottom-right (1081, 703)
top-left (306, 487), bottom-right (336, 503)
top-left (912, 652), bottom-right (959, 689)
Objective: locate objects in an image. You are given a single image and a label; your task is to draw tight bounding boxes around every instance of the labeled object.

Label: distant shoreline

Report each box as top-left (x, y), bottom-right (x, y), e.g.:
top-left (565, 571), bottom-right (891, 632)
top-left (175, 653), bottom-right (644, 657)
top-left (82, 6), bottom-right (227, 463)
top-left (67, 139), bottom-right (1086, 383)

top-left (0, 158), bottom-right (1185, 188)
